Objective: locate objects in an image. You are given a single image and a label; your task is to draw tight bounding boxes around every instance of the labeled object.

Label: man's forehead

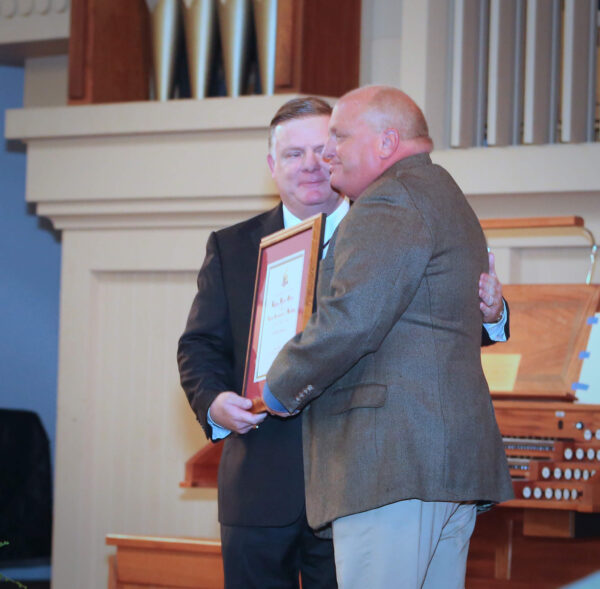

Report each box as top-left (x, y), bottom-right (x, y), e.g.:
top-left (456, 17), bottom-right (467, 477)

top-left (331, 98), bottom-right (359, 123)
top-left (273, 115), bottom-right (330, 145)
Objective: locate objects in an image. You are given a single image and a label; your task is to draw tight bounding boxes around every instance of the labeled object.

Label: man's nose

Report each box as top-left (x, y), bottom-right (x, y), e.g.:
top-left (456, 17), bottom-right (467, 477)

top-left (303, 150), bottom-right (320, 170)
top-left (322, 137), bottom-right (335, 163)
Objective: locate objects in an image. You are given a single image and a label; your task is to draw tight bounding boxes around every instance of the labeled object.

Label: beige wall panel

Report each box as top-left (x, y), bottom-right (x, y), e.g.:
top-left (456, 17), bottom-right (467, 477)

top-left (360, 0), bottom-right (403, 86)
top-left (24, 130), bottom-right (275, 203)
top-left (52, 229), bottom-right (219, 589)
top-left (477, 245), bottom-right (594, 286)
top-left (517, 248), bottom-right (594, 284)
top-left (433, 143), bottom-right (600, 197)
top-left (468, 192), bottom-right (600, 286)
top-left (369, 38), bottom-right (402, 87)
top-left (23, 54), bottom-right (68, 107)
top-left (0, 0), bottom-right (69, 64)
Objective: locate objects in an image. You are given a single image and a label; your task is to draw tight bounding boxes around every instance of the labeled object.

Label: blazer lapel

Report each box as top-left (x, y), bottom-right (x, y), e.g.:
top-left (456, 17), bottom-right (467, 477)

top-left (250, 203), bottom-right (284, 245)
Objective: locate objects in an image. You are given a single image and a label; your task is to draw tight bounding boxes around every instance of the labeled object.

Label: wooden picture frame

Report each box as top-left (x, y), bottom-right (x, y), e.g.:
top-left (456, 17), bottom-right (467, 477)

top-left (242, 213), bottom-right (325, 412)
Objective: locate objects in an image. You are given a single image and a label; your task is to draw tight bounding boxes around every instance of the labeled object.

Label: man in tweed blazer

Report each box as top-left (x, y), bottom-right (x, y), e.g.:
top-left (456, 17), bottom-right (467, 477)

top-left (263, 86), bottom-right (513, 589)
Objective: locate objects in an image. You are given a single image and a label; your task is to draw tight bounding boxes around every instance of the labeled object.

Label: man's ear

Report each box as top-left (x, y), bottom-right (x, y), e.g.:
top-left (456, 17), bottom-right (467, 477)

top-left (267, 153), bottom-right (275, 176)
top-left (379, 128), bottom-right (399, 159)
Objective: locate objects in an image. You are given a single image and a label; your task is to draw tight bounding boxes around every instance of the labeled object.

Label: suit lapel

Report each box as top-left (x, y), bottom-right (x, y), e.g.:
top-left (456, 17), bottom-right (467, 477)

top-left (250, 203), bottom-right (284, 244)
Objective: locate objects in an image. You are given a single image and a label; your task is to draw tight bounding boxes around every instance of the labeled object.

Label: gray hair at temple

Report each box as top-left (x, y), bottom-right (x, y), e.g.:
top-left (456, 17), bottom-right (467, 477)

top-left (268, 96), bottom-right (332, 153)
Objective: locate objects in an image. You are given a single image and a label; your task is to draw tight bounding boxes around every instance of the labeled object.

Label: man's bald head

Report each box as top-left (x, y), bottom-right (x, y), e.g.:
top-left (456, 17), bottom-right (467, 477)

top-left (342, 85), bottom-right (432, 148)
top-left (323, 85), bottom-right (433, 199)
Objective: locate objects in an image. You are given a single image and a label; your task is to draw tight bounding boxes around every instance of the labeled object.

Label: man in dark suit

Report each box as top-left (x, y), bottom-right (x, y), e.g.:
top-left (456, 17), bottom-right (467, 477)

top-left (178, 98), bottom-right (343, 589)
top-left (263, 87), bottom-right (513, 589)
top-left (178, 96), bottom-right (509, 589)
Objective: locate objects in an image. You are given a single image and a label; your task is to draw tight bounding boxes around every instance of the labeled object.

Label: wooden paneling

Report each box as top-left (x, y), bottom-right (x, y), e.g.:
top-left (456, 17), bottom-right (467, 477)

top-left (68, 0), bottom-right (152, 104)
top-left (522, 509), bottom-right (575, 538)
top-left (296, 0), bottom-right (361, 96)
top-left (68, 0), bottom-right (88, 100)
top-left (467, 508), bottom-right (600, 588)
top-left (274, 0), bottom-right (296, 90)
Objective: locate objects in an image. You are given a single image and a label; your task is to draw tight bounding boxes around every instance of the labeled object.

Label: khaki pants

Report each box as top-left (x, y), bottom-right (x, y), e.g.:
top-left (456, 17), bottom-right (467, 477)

top-left (332, 499), bottom-right (476, 589)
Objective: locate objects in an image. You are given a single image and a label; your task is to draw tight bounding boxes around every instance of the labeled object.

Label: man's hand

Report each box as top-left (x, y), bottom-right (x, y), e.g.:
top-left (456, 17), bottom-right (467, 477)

top-left (210, 391), bottom-right (267, 434)
top-left (479, 251), bottom-right (503, 323)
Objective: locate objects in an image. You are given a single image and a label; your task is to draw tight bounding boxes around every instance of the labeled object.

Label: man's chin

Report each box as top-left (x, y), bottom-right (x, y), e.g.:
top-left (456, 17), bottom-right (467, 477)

top-left (330, 179), bottom-right (343, 195)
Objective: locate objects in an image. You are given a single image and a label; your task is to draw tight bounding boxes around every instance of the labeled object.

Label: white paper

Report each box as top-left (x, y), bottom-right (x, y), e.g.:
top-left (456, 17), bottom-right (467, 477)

top-left (254, 250), bottom-right (305, 382)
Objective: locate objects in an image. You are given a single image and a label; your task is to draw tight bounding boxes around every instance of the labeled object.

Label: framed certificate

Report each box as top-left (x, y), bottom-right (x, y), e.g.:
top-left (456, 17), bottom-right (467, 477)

top-left (243, 213), bottom-right (325, 412)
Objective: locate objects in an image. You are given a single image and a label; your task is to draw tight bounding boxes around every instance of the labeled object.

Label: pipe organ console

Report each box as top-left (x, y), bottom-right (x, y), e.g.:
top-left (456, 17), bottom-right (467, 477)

top-left (498, 404), bottom-right (600, 512)
top-left (467, 284), bottom-right (600, 588)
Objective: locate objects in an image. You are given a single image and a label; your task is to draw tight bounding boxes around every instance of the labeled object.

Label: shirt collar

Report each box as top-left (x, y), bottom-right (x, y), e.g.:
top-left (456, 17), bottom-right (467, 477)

top-left (282, 198), bottom-right (350, 246)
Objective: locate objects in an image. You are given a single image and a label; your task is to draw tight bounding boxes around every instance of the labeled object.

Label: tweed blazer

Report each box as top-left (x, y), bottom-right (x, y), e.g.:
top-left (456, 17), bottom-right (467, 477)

top-left (267, 153), bottom-right (514, 531)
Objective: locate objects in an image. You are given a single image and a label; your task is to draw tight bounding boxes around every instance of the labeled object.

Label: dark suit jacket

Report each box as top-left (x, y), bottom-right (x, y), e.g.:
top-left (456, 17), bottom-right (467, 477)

top-left (178, 204), bottom-right (307, 527)
top-left (268, 154), bottom-right (514, 531)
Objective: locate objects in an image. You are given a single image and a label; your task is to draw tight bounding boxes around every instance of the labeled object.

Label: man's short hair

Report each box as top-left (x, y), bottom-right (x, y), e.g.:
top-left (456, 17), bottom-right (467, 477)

top-left (269, 97), bottom-right (332, 151)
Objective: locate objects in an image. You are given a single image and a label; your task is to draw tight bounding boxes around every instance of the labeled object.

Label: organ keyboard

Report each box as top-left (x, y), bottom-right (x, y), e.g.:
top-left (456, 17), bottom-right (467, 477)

top-left (493, 402), bottom-right (600, 512)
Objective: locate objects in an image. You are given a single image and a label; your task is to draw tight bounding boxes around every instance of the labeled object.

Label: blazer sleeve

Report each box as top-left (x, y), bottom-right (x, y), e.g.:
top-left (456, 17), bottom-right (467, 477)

top-left (481, 299), bottom-right (510, 346)
top-left (267, 189), bottom-right (434, 413)
top-left (178, 231), bottom-right (235, 439)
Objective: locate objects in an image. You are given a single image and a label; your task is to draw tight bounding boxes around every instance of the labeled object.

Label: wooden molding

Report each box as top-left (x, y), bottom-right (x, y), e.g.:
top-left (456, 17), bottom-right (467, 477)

top-left (480, 216), bottom-right (585, 230)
